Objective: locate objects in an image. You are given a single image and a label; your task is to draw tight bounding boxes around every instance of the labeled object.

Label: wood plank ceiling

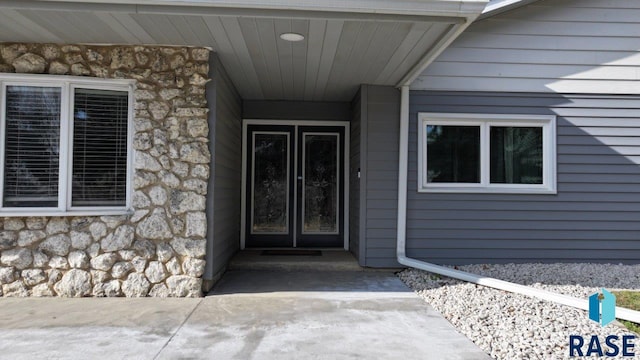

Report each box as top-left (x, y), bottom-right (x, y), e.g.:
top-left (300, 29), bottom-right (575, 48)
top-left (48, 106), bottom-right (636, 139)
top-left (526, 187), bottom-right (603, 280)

top-left (0, 8), bottom-right (455, 101)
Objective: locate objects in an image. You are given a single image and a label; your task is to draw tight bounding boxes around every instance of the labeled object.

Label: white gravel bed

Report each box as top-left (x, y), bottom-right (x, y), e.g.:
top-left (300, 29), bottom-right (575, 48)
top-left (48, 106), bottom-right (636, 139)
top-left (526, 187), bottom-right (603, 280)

top-left (398, 263), bottom-right (640, 360)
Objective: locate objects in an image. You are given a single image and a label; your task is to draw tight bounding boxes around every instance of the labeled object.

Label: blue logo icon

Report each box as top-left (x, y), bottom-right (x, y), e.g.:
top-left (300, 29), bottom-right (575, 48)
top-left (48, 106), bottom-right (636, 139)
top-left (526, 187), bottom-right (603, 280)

top-left (589, 288), bottom-right (616, 326)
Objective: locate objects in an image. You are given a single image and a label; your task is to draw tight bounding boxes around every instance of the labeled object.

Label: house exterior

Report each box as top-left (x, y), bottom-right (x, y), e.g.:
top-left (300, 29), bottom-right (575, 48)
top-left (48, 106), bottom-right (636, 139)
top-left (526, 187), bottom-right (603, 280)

top-left (0, 0), bottom-right (638, 297)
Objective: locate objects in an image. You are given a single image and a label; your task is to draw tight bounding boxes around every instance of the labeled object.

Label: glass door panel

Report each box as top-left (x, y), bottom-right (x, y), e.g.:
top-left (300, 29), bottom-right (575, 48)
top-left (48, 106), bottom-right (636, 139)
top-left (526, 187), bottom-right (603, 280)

top-left (303, 134), bottom-right (339, 234)
top-left (244, 124), bottom-right (344, 248)
top-left (251, 132), bottom-right (290, 234)
top-left (245, 125), bottom-right (294, 248)
top-left (296, 126), bottom-right (344, 248)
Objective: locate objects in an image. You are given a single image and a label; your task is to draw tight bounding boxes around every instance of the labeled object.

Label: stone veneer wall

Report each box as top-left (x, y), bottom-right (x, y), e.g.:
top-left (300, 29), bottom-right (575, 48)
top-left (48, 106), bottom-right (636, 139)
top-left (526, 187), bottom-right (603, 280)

top-left (0, 43), bottom-right (211, 297)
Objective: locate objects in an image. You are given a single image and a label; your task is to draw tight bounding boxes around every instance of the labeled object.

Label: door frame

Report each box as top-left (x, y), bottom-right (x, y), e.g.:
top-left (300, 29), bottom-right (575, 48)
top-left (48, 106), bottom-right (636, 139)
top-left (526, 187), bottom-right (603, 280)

top-left (241, 119), bottom-right (350, 250)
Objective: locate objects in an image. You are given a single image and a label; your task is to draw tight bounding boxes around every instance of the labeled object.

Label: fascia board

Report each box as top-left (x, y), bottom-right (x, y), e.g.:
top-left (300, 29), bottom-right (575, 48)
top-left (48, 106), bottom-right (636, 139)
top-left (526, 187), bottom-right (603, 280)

top-left (11, 0), bottom-right (489, 18)
top-left (479, 0), bottom-right (539, 20)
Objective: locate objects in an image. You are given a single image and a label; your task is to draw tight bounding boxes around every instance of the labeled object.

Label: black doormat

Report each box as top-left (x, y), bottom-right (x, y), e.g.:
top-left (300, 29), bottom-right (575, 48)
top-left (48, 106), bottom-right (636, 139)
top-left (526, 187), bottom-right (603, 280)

top-left (261, 250), bottom-right (322, 256)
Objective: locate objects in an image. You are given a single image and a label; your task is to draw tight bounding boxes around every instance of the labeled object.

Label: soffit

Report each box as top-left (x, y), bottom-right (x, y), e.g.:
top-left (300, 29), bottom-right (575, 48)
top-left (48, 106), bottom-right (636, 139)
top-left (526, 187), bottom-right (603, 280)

top-left (0, 1), bottom-right (486, 101)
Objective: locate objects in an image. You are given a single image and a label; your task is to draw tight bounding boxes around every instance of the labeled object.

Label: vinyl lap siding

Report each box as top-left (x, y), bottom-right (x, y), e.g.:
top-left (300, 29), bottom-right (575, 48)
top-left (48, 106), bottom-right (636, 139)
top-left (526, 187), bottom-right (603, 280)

top-left (412, 0), bottom-right (640, 94)
top-left (361, 86), bottom-right (400, 267)
top-left (405, 91), bottom-right (640, 264)
top-left (205, 55), bottom-right (242, 279)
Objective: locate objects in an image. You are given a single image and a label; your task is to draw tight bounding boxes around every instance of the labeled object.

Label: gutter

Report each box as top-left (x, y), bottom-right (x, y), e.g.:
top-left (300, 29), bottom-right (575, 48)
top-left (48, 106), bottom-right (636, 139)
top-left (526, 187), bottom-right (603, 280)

top-left (395, 87), bottom-right (640, 325)
top-left (479, 0), bottom-right (540, 20)
top-left (5, 0), bottom-right (487, 19)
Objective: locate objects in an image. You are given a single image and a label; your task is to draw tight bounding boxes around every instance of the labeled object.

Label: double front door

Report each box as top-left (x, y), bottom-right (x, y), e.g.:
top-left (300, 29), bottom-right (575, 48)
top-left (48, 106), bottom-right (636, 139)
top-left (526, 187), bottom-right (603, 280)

top-left (244, 124), bottom-right (345, 248)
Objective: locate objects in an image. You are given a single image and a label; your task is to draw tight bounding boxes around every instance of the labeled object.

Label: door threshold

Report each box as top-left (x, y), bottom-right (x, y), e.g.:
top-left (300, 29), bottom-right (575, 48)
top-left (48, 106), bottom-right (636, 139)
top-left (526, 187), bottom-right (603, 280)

top-left (229, 250), bottom-right (361, 272)
top-left (244, 247), bottom-right (347, 251)
top-left (262, 250), bottom-right (322, 256)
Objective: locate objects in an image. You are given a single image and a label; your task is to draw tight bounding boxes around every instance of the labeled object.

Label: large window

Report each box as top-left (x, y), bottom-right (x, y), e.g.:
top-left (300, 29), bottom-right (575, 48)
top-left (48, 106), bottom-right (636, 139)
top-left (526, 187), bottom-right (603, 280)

top-left (418, 113), bottom-right (556, 193)
top-left (0, 75), bottom-right (133, 214)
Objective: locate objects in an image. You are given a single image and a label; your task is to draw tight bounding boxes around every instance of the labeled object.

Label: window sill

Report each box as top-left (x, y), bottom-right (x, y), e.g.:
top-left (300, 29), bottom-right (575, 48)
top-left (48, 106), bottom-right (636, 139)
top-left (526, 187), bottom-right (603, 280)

top-left (0, 209), bottom-right (134, 218)
top-left (418, 186), bottom-right (557, 194)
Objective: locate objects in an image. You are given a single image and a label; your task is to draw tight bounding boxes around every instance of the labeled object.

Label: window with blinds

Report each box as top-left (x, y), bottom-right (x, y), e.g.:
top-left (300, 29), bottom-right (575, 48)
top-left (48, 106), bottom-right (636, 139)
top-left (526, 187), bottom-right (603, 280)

top-left (0, 76), bottom-right (132, 213)
top-left (3, 86), bottom-right (61, 207)
top-left (72, 89), bottom-right (128, 207)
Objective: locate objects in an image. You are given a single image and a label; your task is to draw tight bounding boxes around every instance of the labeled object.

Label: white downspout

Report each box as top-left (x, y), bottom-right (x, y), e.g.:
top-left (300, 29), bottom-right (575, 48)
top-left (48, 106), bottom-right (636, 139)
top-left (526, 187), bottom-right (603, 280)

top-left (395, 86), bottom-right (640, 324)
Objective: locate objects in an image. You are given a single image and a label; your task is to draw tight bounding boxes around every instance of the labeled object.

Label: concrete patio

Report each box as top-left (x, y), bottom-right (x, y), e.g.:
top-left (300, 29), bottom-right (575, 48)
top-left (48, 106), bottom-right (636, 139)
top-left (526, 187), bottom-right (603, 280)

top-left (0, 270), bottom-right (489, 359)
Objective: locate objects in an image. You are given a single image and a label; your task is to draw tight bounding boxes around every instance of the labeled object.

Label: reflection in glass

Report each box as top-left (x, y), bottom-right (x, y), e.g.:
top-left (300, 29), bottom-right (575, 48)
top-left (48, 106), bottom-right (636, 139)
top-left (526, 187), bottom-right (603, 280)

top-left (304, 134), bottom-right (338, 233)
top-left (490, 127), bottom-right (543, 184)
top-left (4, 86), bottom-right (61, 207)
top-left (72, 88), bottom-right (128, 206)
top-left (426, 125), bottom-right (480, 183)
top-left (252, 133), bottom-right (288, 233)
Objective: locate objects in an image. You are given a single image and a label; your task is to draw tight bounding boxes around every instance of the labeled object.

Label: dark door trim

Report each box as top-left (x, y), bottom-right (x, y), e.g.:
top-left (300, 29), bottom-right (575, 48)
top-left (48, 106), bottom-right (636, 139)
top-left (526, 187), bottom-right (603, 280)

top-left (241, 120), bottom-right (350, 249)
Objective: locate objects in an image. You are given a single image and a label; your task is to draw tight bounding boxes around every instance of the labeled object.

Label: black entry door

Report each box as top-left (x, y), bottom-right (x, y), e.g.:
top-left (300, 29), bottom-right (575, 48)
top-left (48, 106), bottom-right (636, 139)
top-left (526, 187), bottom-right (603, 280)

top-left (295, 126), bottom-right (344, 247)
top-left (245, 124), bottom-right (344, 248)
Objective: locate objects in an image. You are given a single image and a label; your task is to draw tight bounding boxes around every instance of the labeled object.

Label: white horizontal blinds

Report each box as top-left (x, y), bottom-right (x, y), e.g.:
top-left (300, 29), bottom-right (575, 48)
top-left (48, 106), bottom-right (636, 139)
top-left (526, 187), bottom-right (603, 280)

top-left (71, 88), bottom-right (128, 207)
top-left (3, 86), bottom-right (61, 207)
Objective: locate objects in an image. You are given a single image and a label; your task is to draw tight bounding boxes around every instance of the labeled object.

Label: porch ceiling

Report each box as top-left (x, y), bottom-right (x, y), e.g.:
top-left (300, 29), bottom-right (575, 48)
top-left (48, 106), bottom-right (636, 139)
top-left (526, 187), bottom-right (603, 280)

top-left (0, 1), bottom-right (487, 101)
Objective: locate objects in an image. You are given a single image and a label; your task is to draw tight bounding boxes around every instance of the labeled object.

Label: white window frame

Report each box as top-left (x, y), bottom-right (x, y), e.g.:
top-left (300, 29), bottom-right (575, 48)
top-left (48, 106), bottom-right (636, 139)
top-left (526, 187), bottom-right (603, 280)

top-left (418, 113), bottom-right (557, 194)
top-left (0, 73), bottom-right (135, 216)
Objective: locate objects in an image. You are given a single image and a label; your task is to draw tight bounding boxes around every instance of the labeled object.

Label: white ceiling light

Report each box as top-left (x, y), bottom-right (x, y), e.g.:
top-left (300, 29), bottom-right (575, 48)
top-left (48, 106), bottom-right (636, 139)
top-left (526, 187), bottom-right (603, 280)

top-left (279, 33), bottom-right (305, 42)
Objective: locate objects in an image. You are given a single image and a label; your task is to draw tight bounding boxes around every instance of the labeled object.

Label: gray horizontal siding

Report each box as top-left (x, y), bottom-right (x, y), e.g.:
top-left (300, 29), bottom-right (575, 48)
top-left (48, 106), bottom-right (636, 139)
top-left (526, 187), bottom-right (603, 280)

top-left (205, 54), bottom-right (242, 280)
top-left (360, 85), bottom-right (401, 267)
top-left (413, 0), bottom-right (640, 94)
top-left (402, 91), bottom-right (640, 265)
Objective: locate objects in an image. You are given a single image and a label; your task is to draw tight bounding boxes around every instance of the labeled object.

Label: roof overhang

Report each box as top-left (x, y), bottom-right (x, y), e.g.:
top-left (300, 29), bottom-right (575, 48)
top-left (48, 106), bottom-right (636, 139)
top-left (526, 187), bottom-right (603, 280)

top-left (479, 0), bottom-right (539, 20)
top-left (11, 0), bottom-right (489, 18)
top-left (0, 0), bottom-right (488, 101)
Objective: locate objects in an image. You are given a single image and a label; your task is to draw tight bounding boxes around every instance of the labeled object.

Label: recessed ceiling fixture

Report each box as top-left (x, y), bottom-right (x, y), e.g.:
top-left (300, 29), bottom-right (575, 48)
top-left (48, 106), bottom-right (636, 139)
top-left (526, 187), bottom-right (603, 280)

top-left (279, 32), bottom-right (305, 42)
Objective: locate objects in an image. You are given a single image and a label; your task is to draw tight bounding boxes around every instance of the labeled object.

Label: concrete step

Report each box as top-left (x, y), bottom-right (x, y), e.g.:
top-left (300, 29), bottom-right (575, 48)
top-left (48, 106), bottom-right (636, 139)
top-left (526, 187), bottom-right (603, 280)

top-left (228, 250), bottom-right (363, 272)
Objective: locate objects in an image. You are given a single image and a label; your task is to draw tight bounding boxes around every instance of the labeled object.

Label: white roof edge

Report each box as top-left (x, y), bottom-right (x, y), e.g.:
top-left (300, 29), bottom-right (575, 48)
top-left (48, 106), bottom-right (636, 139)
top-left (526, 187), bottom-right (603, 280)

top-left (24, 0), bottom-right (488, 17)
top-left (479, 0), bottom-right (539, 19)
top-left (399, 0), bottom-right (489, 86)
